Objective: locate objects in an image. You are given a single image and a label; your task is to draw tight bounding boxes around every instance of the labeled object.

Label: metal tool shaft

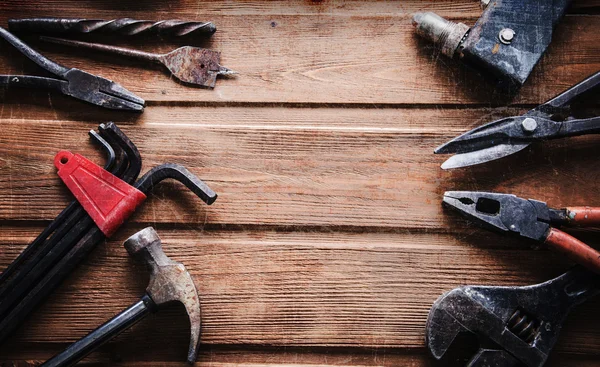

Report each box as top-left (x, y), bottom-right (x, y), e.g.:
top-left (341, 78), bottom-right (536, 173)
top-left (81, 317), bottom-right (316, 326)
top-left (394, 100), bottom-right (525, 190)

top-left (9, 18), bottom-right (216, 38)
top-left (41, 36), bottom-right (162, 64)
top-left (0, 26), bottom-right (68, 76)
top-left (42, 296), bottom-right (155, 367)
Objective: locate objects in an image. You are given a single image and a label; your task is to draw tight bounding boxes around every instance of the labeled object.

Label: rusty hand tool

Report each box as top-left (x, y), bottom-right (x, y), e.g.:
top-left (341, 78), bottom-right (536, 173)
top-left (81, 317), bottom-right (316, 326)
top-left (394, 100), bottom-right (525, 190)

top-left (0, 26), bottom-right (144, 111)
top-left (413, 0), bottom-right (571, 87)
top-left (443, 191), bottom-right (600, 274)
top-left (0, 124), bottom-right (134, 323)
top-left (0, 124), bottom-right (216, 345)
top-left (426, 267), bottom-right (600, 366)
top-left (41, 227), bottom-right (201, 367)
top-left (9, 18), bottom-right (216, 38)
top-left (435, 70), bottom-right (600, 169)
top-left (41, 36), bottom-right (236, 88)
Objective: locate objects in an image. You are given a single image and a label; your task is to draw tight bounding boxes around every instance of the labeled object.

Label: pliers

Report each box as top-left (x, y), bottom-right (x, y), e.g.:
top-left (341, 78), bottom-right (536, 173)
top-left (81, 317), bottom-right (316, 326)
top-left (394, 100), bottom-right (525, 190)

top-left (435, 71), bottom-right (600, 169)
top-left (0, 26), bottom-right (144, 111)
top-left (443, 191), bottom-right (600, 274)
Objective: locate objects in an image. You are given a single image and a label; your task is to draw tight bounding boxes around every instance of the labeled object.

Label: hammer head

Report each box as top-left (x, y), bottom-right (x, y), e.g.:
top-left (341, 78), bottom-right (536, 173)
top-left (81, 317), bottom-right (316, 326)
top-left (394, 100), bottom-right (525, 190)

top-left (124, 227), bottom-right (201, 364)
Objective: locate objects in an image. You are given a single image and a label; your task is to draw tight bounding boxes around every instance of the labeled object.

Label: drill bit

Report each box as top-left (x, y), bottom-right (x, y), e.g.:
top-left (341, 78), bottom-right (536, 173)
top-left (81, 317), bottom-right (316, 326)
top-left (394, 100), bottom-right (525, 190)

top-left (8, 18), bottom-right (216, 38)
top-left (41, 36), bottom-right (236, 88)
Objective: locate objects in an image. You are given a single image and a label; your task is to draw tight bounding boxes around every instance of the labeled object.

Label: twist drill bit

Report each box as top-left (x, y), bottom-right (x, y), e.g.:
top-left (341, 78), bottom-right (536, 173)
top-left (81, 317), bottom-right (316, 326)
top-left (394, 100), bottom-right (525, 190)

top-left (8, 18), bottom-right (216, 38)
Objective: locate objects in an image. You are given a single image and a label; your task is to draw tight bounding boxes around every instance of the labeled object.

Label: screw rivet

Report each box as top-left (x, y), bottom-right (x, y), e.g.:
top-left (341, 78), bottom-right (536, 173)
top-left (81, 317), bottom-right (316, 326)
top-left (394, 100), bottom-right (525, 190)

top-left (521, 118), bottom-right (537, 133)
top-left (499, 28), bottom-right (515, 44)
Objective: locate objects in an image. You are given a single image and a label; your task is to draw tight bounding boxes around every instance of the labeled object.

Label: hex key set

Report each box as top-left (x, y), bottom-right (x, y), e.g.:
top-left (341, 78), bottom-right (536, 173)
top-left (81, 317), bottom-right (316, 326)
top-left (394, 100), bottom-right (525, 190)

top-left (0, 123), bottom-right (217, 359)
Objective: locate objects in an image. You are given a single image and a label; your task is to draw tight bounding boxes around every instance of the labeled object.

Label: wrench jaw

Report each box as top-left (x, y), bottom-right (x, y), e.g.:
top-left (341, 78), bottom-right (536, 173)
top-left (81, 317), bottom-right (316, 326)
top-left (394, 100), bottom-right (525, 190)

top-left (426, 268), bottom-right (600, 367)
top-left (426, 286), bottom-right (548, 367)
top-left (426, 288), bottom-right (517, 367)
top-left (426, 289), bottom-right (467, 361)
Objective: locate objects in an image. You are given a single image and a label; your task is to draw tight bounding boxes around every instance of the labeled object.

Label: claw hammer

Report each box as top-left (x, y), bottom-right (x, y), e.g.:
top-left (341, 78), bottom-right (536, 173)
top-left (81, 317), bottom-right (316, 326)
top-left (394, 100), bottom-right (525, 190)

top-left (42, 227), bottom-right (202, 366)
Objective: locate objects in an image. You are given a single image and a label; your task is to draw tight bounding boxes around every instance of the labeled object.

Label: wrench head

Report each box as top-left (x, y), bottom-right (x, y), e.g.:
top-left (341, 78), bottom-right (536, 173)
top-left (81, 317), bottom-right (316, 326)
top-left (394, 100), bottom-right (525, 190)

top-left (426, 269), bottom-right (599, 367)
top-left (426, 288), bottom-right (526, 367)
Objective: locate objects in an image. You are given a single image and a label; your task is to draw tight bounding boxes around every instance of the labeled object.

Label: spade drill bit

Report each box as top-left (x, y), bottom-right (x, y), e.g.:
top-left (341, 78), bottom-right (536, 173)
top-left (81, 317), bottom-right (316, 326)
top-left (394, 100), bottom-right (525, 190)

top-left (41, 36), bottom-right (236, 88)
top-left (9, 18), bottom-right (216, 38)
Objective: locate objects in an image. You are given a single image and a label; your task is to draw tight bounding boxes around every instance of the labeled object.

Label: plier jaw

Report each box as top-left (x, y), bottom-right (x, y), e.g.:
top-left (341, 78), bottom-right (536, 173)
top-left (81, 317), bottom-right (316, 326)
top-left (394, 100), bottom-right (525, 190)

top-left (62, 69), bottom-right (145, 111)
top-left (443, 191), bottom-right (551, 241)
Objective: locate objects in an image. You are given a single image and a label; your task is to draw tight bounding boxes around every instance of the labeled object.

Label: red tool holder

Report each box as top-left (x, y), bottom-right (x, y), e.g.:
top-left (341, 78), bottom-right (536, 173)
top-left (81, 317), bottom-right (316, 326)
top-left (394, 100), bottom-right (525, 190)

top-left (54, 150), bottom-right (146, 237)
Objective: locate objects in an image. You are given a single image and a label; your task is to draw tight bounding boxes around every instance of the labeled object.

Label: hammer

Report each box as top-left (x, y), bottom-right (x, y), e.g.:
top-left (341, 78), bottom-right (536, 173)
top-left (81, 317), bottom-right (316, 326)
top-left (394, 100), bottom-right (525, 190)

top-left (42, 227), bottom-right (202, 367)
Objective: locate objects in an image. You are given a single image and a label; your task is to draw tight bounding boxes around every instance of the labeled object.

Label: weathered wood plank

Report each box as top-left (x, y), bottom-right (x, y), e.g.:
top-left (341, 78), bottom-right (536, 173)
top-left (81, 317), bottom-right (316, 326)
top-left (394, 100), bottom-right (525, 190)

top-left (0, 348), bottom-right (437, 367)
top-left (1, 227), bottom-right (598, 356)
top-left (2, 0), bottom-right (599, 16)
top-left (1, 347), bottom-right (598, 367)
top-left (0, 3), bottom-right (597, 105)
top-left (1, 110), bottom-right (600, 229)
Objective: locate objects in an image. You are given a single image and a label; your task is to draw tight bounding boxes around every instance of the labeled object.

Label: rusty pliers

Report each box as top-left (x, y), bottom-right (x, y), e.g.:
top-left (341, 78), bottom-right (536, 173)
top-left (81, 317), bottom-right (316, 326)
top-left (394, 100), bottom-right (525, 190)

top-left (444, 191), bottom-right (600, 274)
top-left (0, 26), bottom-right (144, 111)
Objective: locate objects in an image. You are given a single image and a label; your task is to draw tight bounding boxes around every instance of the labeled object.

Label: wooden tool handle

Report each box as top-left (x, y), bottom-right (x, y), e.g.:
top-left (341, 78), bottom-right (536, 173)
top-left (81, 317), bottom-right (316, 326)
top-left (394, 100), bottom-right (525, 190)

top-left (566, 207), bottom-right (600, 226)
top-left (545, 228), bottom-right (600, 274)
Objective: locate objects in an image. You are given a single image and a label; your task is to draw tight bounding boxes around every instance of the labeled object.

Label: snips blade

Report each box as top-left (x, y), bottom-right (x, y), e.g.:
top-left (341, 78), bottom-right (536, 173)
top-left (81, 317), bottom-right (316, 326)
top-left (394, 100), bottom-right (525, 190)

top-left (442, 191), bottom-right (550, 241)
top-left (440, 143), bottom-right (530, 170)
top-left (435, 114), bottom-right (562, 169)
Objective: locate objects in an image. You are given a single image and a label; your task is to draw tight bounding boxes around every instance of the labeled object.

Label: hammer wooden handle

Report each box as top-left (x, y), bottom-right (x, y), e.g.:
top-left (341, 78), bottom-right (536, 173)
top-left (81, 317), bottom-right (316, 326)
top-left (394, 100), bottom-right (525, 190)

top-left (545, 228), bottom-right (600, 274)
top-left (42, 296), bottom-right (154, 367)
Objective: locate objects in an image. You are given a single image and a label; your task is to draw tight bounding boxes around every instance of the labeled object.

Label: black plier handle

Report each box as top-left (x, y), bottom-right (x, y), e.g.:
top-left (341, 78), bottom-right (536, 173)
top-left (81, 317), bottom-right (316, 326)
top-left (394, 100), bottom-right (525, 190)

top-left (0, 26), bottom-right (68, 77)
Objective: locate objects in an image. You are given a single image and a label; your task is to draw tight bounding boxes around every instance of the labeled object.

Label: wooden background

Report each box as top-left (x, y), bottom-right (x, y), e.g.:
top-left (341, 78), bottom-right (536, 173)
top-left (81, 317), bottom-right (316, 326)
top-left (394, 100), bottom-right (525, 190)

top-left (1, 1), bottom-right (600, 366)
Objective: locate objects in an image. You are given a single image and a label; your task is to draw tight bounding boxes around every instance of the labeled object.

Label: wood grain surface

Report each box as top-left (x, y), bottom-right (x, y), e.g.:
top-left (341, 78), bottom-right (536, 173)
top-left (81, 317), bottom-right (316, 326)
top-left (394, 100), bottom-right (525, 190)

top-left (1, 1), bottom-right (600, 366)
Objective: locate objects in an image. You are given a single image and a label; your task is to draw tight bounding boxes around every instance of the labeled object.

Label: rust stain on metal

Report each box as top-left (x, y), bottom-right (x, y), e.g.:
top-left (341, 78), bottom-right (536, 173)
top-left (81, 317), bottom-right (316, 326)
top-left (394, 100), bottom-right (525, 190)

top-left (125, 227), bottom-right (202, 363)
top-left (161, 47), bottom-right (223, 88)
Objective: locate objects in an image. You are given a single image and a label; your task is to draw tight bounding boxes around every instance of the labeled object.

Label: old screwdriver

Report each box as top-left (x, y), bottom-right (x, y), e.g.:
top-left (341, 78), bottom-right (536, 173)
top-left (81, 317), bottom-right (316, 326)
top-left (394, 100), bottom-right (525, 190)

top-left (41, 36), bottom-right (236, 88)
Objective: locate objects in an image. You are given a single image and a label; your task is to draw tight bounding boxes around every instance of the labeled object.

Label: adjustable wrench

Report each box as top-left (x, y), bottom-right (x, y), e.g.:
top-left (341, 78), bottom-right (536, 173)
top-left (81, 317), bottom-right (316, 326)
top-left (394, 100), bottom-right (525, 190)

top-left (426, 267), bottom-right (600, 366)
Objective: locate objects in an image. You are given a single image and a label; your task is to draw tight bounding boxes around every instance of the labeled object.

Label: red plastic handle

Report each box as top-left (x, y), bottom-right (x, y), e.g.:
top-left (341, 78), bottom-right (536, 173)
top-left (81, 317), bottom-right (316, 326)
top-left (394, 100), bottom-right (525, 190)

top-left (545, 227), bottom-right (600, 274)
top-left (566, 207), bottom-right (600, 226)
top-left (54, 150), bottom-right (147, 237)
